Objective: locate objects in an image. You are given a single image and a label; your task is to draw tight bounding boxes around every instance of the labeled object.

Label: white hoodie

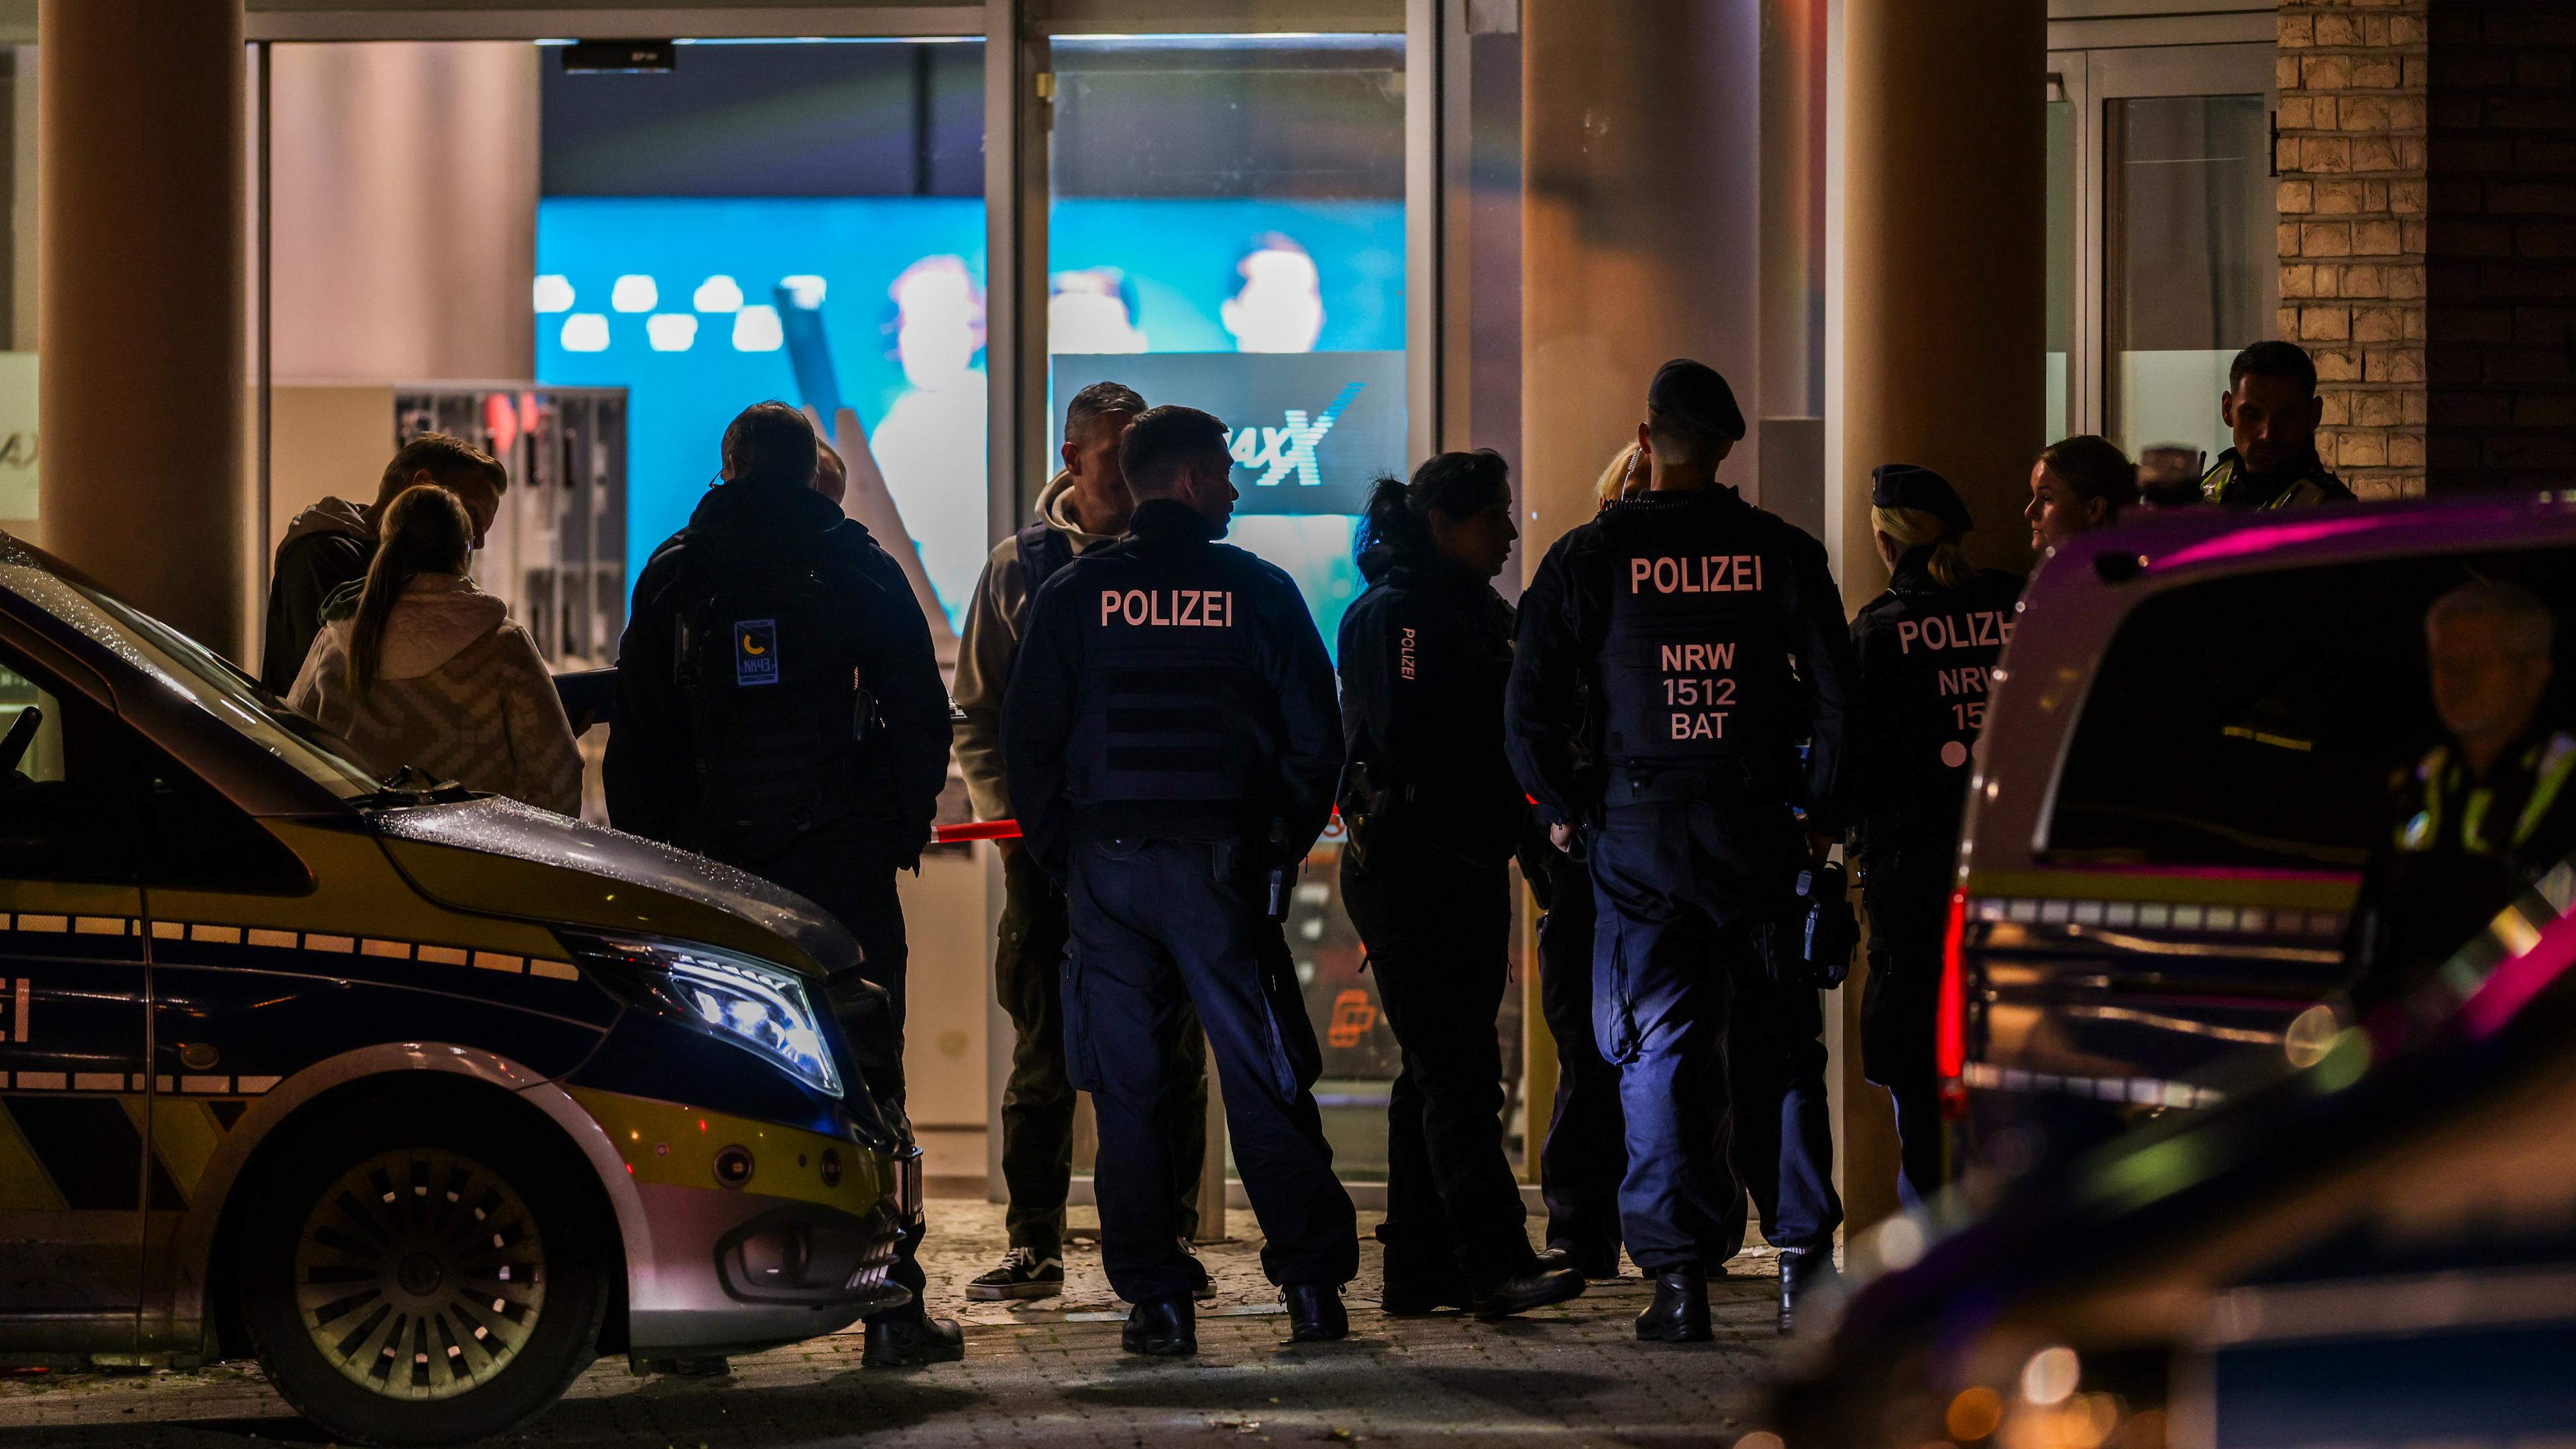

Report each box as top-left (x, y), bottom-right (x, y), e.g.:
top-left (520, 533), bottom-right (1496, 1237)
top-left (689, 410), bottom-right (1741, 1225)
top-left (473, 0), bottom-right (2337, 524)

top-left (288, 574), bottom-right (583, 815)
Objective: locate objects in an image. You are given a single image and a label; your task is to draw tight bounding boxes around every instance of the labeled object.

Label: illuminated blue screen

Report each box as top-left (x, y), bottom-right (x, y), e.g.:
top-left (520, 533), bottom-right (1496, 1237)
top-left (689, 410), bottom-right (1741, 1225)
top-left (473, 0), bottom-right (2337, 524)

top-left (535, 195), bottom-right (1403, 647)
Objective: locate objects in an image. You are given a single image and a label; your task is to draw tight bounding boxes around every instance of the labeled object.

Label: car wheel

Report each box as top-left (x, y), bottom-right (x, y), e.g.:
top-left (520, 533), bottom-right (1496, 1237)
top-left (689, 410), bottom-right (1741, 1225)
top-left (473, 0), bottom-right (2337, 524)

top-left (237, 1094), bottom-right (612, 1448)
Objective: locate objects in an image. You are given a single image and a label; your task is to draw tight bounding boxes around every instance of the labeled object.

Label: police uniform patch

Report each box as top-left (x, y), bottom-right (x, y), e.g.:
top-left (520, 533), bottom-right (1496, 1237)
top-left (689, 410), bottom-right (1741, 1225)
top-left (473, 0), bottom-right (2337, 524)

top-left (735, 619), bottom-right (779, 687)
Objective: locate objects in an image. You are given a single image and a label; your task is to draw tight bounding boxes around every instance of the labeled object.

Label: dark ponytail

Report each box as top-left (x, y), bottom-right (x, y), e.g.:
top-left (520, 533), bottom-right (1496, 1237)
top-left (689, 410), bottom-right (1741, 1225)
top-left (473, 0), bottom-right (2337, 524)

top-left (347, 484), bottom-right (474, 700)
top-left (1355, 448), bottom-right (1511, 565)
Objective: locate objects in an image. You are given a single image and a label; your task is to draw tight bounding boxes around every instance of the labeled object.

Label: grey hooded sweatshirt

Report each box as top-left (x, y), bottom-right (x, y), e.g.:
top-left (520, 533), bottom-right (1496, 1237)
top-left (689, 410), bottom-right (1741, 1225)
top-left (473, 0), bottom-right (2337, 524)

top-left (952, 470), bottom-right (1118, 823)
top-left (264, 496), bottom-right (380, 694)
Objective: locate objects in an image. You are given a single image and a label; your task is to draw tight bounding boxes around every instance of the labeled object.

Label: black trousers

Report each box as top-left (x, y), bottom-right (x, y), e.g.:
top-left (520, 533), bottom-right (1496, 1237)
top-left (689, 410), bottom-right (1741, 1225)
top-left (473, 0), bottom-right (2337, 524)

top-left (1860, 843), bottom-right (1950, 1207)
top-left (1727, 962), bottom-right (1843, 1252)
top-left (995, 847), bottom-right (1208, 1257)
top-left (1530, 851), bottom-right (1628, 1267)
top-left (1341, 849), bottom-right (1534, 1294)
top-left (732, 824), bottom-right (929, 1326)
top-left (1064, 836), bottom-right (1358, 1303)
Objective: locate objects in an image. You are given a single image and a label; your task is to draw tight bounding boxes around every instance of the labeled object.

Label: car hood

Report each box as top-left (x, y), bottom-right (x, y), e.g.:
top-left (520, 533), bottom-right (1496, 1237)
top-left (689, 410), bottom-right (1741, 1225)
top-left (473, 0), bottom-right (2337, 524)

top-left (371, 796), bottom-right (863, 979)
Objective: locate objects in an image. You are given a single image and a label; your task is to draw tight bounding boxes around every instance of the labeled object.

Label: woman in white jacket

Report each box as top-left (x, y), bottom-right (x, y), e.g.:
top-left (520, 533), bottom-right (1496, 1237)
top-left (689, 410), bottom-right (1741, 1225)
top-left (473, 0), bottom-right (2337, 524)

top-left (290, 484), bottom-right (583, 815)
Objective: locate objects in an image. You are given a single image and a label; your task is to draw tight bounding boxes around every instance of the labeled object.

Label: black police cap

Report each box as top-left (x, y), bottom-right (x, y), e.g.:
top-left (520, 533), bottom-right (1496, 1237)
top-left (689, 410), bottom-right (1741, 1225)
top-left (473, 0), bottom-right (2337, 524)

top-left (1647, 358), bottom-right (1746, 443)
top-left (1870, 464), bottom-right (1974, 533)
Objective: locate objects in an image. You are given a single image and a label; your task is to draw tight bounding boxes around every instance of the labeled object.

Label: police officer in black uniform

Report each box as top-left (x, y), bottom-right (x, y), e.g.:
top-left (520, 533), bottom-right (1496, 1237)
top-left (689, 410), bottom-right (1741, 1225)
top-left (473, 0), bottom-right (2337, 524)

top-left (1506, 360), bottom-right (1855, 1342)
top-left (1004, 405), bottom-right (1357, 1356)
top-left (608, 400), bottom-right (962, 1366)
top-left (1338, 450), bottom-right (1587, 1320)
top-left (1847, 464), bottom-right (2023, 1206)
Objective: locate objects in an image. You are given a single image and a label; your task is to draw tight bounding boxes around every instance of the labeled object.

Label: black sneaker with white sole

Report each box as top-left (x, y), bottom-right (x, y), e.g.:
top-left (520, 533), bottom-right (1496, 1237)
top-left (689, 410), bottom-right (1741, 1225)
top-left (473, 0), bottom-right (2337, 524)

top-left (967, 1246), bottom-right (1065, 1301)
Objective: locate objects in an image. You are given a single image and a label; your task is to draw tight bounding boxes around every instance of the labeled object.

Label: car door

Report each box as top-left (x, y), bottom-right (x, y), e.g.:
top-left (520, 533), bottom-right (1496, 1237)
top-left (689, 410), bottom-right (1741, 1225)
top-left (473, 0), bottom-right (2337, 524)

top-left (0, 650), bottom-right (154, 1355)
top-left (1974, 543), bottom-right (2576, 1112)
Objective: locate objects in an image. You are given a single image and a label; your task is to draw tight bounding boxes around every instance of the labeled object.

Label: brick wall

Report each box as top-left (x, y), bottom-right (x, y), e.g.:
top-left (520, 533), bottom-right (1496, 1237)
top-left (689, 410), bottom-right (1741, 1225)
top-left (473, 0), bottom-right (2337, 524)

top-left (2277, 1), bottom-right (2428, 498)
top-left (2425, 1), bottom-right (2576, 491)
top-left (2279, 0), bottom-right (2575, 497)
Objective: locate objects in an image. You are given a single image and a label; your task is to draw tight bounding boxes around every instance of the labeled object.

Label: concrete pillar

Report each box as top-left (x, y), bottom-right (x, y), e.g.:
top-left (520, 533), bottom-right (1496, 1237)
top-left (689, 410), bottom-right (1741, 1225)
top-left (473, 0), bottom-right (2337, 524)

top-left (1833, 0), bottom-right (2047, 1236)
top-left (1521, 0), bottom-right (1762, 549)
top-left (38, 0), bottom-right (249, 656)
top-left (1837, 0), bottom-right (2047, 596)
top-left (268, 42), bottom-right (537, 384)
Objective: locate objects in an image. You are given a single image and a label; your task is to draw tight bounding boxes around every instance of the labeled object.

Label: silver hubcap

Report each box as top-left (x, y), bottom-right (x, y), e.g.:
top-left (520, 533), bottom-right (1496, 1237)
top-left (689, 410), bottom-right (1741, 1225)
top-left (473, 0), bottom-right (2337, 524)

top-left (293, 1148), bottom-right (547, 1400)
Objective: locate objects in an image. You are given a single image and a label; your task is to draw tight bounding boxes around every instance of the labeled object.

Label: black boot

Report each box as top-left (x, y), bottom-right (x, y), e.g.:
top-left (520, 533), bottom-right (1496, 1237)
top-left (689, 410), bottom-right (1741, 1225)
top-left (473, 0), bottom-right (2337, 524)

top-left (1122, 1293), bottom-right (1197, 1356)
top-left (1379, 1249), bottom-right (1473, 1316)
top-left (1283, 1283), bottom-right (1348, 1342)
top-left (1778, 1248), bottom-right (1837, 1335)
top-left (1634, 1267), bottom-right (1712, 1343)
top-left (863, 1313), bottom-right (965, 1366)
top-left (1546, 1238), bottom-right (1623, 1281)
top-left (1472, 1260), bottom-right (1588, 1321)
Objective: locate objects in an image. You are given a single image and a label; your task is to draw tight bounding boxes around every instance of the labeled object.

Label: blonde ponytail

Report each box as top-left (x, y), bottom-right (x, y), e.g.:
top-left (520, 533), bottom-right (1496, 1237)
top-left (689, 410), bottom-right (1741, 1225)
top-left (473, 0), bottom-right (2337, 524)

top-left (1871, 505), bottom-right (1974, 590)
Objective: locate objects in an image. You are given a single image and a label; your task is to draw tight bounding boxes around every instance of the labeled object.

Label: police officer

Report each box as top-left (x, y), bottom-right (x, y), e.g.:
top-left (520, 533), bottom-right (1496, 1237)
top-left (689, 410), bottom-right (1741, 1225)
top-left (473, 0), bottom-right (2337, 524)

top-left (1338, 451), bottom-right (1586, 1319)
top-left (608, 401), bottom-right (963, 1366)
top-left (2199, 341), bottom-right (2356, 508)
top-left (952, 381), bottom-right (1214, 1303)
top-left (1506, 360), bottom-right (1856, 1342)
top-left (1004, 405), bottom-right (1357, 1356)
top-left (2349, 580), bottom-right (2576, 1014)
top-left (1848, 464), bottom-right (2024, 1206)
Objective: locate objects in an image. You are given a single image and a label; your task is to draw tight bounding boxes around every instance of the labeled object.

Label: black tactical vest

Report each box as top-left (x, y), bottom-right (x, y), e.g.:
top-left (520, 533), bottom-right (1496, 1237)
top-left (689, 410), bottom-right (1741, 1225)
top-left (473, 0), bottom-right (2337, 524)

top-left (1856, 565), bottom-right (2023, 840)
top-left (1595, 493), bottom-right (1801, 777)
top-left (1071, 548), bottom-right (1267, 806)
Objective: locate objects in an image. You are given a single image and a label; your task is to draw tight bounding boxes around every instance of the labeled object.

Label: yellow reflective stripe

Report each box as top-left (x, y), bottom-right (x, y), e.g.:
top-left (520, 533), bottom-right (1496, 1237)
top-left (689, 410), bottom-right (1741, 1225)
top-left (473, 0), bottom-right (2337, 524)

top-left (567, 1085), bottom-right (890, 1218)
top-left (149, 1097), bottom-right (228, 1201)
top-left (1962, 868), bottom-right (2358, 912)
top-left (2463, 787), bottom-right (2497, 855)
top-left (0, 1102), bottom-right (66, 1210)
top-left (2400, 746), bottom-right (2451, 851)
top-left (2515, 733), bottom-right (2576, 850)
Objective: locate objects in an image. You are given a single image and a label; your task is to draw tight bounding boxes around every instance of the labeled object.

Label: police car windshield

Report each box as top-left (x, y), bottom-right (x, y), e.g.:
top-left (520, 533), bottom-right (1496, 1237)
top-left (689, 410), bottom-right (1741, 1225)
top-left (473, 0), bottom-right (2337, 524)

top-left (0, 558), bottom-right (382, 799)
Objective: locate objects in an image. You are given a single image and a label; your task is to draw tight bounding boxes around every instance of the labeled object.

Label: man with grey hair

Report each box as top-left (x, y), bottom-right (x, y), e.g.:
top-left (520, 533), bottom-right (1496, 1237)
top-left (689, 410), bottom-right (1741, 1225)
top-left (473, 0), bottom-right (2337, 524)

top-left (2349, 578), bottom-right (2576, 1007)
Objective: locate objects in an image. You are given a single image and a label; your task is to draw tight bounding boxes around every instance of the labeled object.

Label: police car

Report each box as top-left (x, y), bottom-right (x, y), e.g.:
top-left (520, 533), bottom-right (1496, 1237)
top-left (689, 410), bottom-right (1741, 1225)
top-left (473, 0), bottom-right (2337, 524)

top-left (1943, 489), bottom-right (2576, 1152)
top-left (0, 535), bottom-right (918, 1446)
top-left (1774, 859), bottom-right (2576, 1446)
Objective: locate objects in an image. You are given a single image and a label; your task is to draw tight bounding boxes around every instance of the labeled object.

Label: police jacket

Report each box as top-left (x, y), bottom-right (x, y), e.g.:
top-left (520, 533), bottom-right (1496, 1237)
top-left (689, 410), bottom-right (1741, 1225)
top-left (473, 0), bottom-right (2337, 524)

top-left (1505, 484), bottom-right (1854, 829)
top-left (2347, 725), bottom-right (2576, 1009)
top-left (1848, 553), bottom-right (2024, 857)
top-left (2198, 447), bottom-right (2355, 509)
top-left (1336, 545), bottom-right (1522, 869)
top-left (605, 474), bottom-right (953, 865)
top-left (1003, 498), bottom-right (1342, 879)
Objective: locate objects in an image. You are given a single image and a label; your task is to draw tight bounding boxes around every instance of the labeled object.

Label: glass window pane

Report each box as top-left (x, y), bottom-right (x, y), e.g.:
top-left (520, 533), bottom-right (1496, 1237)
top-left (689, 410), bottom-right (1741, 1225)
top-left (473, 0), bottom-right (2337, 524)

top-left (2045, 547), bottom-right (2576, 872)
top-left (536, 41), bottom-right (989, 641)
top-left (2104, 93), bottom-right (2273, 470)
top-left (2045, 94), bottom-right (2073, 443)
top-left (1049, 34), bottom-right (1414, 1181)
top-left (1, 45), bottom-right (34, 530)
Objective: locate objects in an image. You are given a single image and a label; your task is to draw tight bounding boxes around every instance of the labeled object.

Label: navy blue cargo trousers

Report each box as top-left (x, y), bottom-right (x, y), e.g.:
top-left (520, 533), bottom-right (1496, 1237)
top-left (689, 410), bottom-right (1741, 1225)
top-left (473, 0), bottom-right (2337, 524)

top-left (1064, 835), bottom-right (1359, 1304)
top-left (1589, 796), bottom-right (1840, 1271)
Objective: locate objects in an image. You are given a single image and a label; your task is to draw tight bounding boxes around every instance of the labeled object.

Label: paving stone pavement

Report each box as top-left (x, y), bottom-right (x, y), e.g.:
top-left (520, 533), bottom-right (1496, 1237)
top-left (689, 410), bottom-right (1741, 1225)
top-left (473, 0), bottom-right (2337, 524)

top-left (0, 1198), bottom-right (1792, 1448)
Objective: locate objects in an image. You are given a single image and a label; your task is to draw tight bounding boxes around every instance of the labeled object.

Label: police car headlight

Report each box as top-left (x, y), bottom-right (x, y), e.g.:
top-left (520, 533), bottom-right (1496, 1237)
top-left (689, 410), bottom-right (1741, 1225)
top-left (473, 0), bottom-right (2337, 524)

top-left (586, 940), bottom-right (841, 1098)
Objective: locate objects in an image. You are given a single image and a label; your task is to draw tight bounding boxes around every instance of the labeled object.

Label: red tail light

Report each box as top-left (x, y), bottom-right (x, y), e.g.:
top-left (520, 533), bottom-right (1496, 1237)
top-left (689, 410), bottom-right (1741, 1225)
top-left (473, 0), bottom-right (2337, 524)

top-left (1937, 888), bottom-right (1969, 1081)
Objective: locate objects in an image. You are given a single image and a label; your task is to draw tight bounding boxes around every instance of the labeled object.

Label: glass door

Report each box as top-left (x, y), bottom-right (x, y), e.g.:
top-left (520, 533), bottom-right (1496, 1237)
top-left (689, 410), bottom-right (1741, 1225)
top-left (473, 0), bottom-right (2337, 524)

top-left (2049, 42), bottom-right (2278, 466)
top-left (1046, 32), bottom-right (1415, 1181)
